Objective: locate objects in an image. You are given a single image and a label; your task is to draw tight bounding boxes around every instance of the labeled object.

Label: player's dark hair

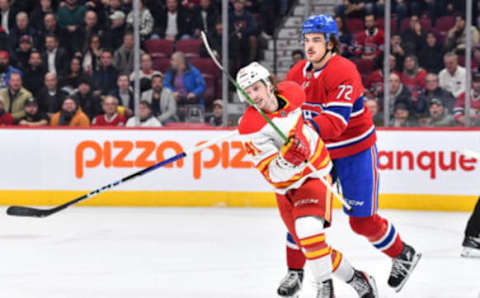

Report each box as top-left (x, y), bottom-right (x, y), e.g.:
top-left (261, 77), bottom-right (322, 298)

top-left (328, 35), bottom-right (342, 55)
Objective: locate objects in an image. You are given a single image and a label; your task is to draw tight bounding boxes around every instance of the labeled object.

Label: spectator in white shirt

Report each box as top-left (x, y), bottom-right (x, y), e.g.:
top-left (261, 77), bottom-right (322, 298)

top-left (126, 100), bottom-right (162, 127)
top-left (438, 52), bottom-right (466, 98)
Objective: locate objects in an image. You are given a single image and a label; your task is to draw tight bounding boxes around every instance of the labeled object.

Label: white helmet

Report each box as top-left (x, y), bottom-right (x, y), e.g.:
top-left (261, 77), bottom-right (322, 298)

top-left (236, 62), bottom-right (272, 102)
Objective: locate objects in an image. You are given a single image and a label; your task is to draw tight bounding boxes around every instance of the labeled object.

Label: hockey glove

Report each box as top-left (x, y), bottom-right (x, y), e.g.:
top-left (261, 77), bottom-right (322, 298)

top-left (279, 131), bottom-right (311, 167)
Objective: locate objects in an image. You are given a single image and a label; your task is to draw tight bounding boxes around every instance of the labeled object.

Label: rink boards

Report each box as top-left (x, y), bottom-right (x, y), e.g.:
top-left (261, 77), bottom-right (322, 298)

top-left (0, 127), bottom-right (479, 211)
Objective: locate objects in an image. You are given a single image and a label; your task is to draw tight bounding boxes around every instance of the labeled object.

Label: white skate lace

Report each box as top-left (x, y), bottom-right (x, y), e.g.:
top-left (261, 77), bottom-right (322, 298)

top-left (351, 273), bottom-right (370, 295)
top-left (390, 258), bottom-right (411, 278)
top-left (280, 271), bottom-right (300, 289)
top-left (315, 280), bottom-right (333, 298)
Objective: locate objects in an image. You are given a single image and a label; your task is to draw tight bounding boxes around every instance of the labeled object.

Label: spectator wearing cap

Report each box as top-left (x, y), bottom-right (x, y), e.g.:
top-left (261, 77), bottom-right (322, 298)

top-left (23, 51), bottom-right (46, 97)
top-left (0, 0), bottom-right (16, 34)
top-left (163, 51), bottom-right (206, 120)
top-left (0, 71), bottom-right (32, 121)
top-left (445, 14), bottom-right (480, 55)
top-left (126, 0), bottom-right (154, 40)
top-left (38, 72), bottom-right (67, 117)
top-left (0, 95), bottom-right (14, 125)
top-left (72, 77), bottom-right (101, 120)
top-left (424, 98), bottom-right (455, 127)
top-left (390, 102), bottom-right (418, 127)
top-left (155, 0), bottom-right (191, 41)
top-left (9, 11), bottom-right (37, 51)
top-left (229, 0), bottom-right (258, 72)
top-left (92, 49), bottom-right (118, 96)
top-left (354, 14), bottom-right (384, 61)
top-left (50, 96), bottom-right (90, 127)
top-left (17, 97), bottom-right (49, 126)
top-left (141, 73), bottom-right (177, 124)
top-left (129, 53), bottom-right (162, 92)
top-left (92, 95), bottom-right (126, 126)
top-left (417, 73), bottom-right (455, 114)
top-left (126, 100), bottom-right (162, 127)
top-left (418, 31), bottom-right (445, 74)
top-left (43, 34), bottom-right (70, 77)
top-left (205, 99), bottom-right (223, 127)
top-left (114, 32), bottom-right (143, 75)
top-left (30, 0), bottom-right (55, 31)
top-left (0, 50), bottom-right (22, 89)
top-left (103, 10), bottom-right (126, 51)
top-left (14, 35), bottom-right (34, 71)
top-left (454, 73), bottom-right (480, 126)
top-left (109, 74), bottom-right (134, 117)
top-left (439, 52), bottom-right (466, 98)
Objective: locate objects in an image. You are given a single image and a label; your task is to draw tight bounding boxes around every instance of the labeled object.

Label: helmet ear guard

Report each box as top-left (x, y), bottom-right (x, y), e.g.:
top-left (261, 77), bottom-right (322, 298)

top-left (236, 62), bottom-right (272, 102)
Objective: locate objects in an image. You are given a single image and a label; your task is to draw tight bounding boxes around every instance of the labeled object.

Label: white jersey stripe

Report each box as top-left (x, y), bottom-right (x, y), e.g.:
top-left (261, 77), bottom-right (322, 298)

top-left (326, 125), bottom-right (375, 149)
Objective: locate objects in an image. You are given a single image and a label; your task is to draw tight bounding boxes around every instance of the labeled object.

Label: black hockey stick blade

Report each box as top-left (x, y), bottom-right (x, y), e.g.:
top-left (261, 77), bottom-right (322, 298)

top-left (7, 205), bottom-right (58, 217)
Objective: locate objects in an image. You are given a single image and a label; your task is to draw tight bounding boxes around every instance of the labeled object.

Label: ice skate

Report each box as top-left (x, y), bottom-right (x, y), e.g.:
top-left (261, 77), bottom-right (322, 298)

top-left (461, 236), bottom-right (480, 258)
top-left (388, 242), bottom-right (422, 292)
top-left (316, 278), bottom-right (334, 298)
top-left (277, 269), bottom-right (303, 297)
top-left (347, 270), bottom-right (378, 298)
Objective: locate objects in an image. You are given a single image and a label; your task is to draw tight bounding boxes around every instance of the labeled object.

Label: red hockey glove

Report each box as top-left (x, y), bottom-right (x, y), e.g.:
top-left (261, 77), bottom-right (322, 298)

top-left (279, 131), bottom-right (311, 167)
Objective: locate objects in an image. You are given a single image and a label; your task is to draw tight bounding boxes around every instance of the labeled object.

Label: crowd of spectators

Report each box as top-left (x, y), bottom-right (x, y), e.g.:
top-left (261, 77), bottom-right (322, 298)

top-left (0, 0), bottom-right (291, 127)
top-left (333, 1), bottom-right (480, 127)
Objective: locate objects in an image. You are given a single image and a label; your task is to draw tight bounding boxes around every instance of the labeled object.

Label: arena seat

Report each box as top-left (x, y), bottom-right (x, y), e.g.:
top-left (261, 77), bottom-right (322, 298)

top-left (144, 39), bottom-right (174, 58)
top-left (176, 39), bottom-right (203, 58)
top-left (435, 16), bottom-right (456, 33)
top-left (189, 58), bottom-right (220, 78)
top-left (152, 57), bottom-right (171, 73)
top-left (346, 18), bottom-right (364, 35)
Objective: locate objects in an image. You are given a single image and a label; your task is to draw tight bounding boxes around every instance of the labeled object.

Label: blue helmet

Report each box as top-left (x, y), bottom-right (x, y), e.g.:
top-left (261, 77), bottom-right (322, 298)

top-left (302, 14), bottom-right (339, 42)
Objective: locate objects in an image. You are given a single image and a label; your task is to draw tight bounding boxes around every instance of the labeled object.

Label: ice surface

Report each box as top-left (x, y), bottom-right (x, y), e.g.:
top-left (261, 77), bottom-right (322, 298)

top-left (1, 207), bottom-right (479, 298)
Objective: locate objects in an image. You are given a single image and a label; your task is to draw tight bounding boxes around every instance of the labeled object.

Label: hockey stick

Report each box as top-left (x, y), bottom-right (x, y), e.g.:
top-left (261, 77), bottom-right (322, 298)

top-left (201, 32), bottom-right (352, 212)
top-left (6, 130), bottom-right (239, 218)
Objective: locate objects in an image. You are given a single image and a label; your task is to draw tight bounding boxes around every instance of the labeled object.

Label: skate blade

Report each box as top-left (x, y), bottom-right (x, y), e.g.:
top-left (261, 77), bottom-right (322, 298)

top-left (394, 252), bottom-right (422, 293)
top-left (461, 247), bottom-right (480, 258)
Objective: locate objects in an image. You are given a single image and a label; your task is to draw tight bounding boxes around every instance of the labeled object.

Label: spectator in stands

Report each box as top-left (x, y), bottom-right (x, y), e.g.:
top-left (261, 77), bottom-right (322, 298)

top-left (30, 0), bottom-right (54, 31)
top-left (72, 77), bottom-right (101, 120)
top-left (390, 102), bottom-right (418, 127)
top-left (229, 0), bottom-right (258, 73)
top-left (418, 31), bottom-right (445, 74)
top-left (156, 0), bottom-right (192, 41)
top-left (290, 49), bottom-right (304, 68)
top-left (14, 35), bottom-right (34, 71)
top-left (424, 98), bottom-right (455, 127)
top-left (164, 51), bottom-right (206, 119)
top-left (38, 72), bottom-right (65, 117)
top-left (193, 0), bottom-right (219, 35)
top-left (205, 99), bottom-right (223, 126)
top-left (401, 55), bottom-right (426, 96)
top-left (472, 44), bottom-right (480, 71)
top-left (60, 57), bottom-right (84, 94)
top-left (0, 50), bottom-right (22, 89)
top-left (391, 34), bottom-right (406, 72)
top-left (38, 13), bottom-right (67, 52)
top-left (354, 13), bottom-right (384, 61)
top-left (57, 0), bottom-right (87, 33)
top-left (454, 73), bottom-right (480, 126)
top-left (126, 0), bottom-right (154, 40)
top-left (418, 73), bottom-right (456, 113)
top-left (92, 95), bottom-right (126, 126)
top-left (110, 74), bottom-right (134, 117)
top-left (17, 97), bottom-right (49, 126)
top-left (0, 71), bottom-right (32, 121)
top-left (92, 49), bottom-right (118, 96)
top-left (334, 0), bottom-right (366, 18)
top-left (23, 51), bottom-right (46, 97)
top-left (10, 11), bottom-right (37, 51)
top-left (125, 100), bottom-right (162, 127)
top-left (141, 73), bottom-right (177, 124)
top-left (114, 32), bottom-right (143, 75)
top-left (0, 95), bottom-right (14, 125)
top-left (103, 10), bottom-right (126, 51)
top-left (0, 0), bottom-right (16, 34)
top-left (82, 34), bottom-right (102, 75)
top-left (335, 16), bottom-right (353, 58)
top-left (439, 52), bottom-right (466, 98)
top-left (129, 53), bottom-right (162, 92)
top-left (200, 19), bottom-right (224, 58)
top-left (401, 14), bottom-right (425, 56)
top-left (383, 72), bottom-right (412, 118)
top-left (50, 96), bottom-right (90, 127)
top-left (365, 98), bottom-right (383, 127)
top-left (446, 14), bottom-right (480, 55)
top-left (365, 53), bottom-right (399, 98)
top-left (77, 10), bottom-right (102, 53)
top-left (0, 25), bottom-right (10, 54)
top-left (43, 34), bottom-right (69, 77)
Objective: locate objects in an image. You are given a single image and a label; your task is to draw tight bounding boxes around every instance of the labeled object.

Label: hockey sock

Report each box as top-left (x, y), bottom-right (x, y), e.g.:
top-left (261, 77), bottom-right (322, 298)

top-left (299, 232), bottom-right (332, 281)
top-left (349, 214), bottom-right (404, 258)
top-left (331, 248), bottom-right (354, 283)
top-left (286, 232), bottom-right (306, 269)
top-left (465, 197), bottom-right (480, 237)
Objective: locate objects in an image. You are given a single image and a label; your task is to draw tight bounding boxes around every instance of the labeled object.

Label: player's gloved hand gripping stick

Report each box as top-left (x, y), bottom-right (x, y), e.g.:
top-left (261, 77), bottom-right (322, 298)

top-left (6, 130), bottom-right (239, 217)
top-left (200, 31), bottom-right (352, 212)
